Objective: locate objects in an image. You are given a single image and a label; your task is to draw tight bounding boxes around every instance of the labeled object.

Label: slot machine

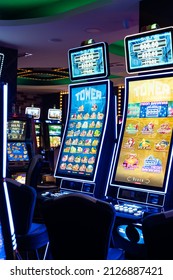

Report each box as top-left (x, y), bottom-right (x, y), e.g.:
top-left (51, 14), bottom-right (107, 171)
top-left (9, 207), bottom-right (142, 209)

top-left (43, 108), bottom-right (62, 176)
top-left (53, 41), bottom-right (116, 199)
top-left (25, 106), bottom-right (43, 152)
top-left (7, 112), bottom-right (37, 181)
top-left (45, 108), bottom-right (62, 150)
top-left (105, 26), bottom-right (173, 258)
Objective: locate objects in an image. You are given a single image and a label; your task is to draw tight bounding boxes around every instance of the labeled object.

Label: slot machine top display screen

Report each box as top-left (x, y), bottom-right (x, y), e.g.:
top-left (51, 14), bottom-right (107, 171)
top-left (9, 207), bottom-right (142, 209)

top-left (25, 107), bottom-right (40, 119)
top-left (111, 72), bottom-right (173, 193)
top-left (68, 42), bottom-right (110, 81)
top-left (48, 108), bottom-right (61, 120)
top-left (7, 142), bottom-right (30, 162)
top-left (54, 80), bottom-right (109, 181)
top-left (125, 26), bottom-right (173, 74)
top-left (7, 120), bottom-right (26, 141)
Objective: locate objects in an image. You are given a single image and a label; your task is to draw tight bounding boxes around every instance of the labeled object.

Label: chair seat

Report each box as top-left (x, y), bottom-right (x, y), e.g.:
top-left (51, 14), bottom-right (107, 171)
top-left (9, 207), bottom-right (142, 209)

top-left (42, 193), bottom-right (125, 260)
top-left (107, 248), bottom-right (125, 260)
top-left (16, 223), bottom-right (49, 251)
top-left (6, 180), bottom-right (49, 259)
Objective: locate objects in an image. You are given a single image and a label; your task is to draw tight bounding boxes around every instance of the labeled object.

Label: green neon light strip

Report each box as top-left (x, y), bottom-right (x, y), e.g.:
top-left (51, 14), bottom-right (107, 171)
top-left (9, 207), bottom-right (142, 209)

top-left (0, 0), bottom-right (102, 20)
top-left (109, 40), bottom-right (125, 57)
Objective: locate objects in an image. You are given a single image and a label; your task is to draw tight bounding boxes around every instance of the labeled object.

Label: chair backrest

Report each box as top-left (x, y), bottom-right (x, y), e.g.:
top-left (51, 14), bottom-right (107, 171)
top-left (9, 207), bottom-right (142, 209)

top-left (6, 179), bottom-right (36, 235)
top-left (42, 193), bottom-right (116, 260)
top-left (142, 210), bottom-right (173, 259)
top-left (25, 154), bottom-right (43, 188)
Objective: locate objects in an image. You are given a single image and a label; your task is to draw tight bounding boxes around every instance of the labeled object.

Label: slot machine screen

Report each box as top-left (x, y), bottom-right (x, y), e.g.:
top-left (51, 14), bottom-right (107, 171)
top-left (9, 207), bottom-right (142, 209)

top-left (54, 80), bottom-right (109, 181)
top-left (7, 142), bottom-right (30, 162)
top-left (25, 107), bottom-right (40, 119)
top-left (34, 121), bottom-right (41, 148)
top-left (125, 26), bottom-right (173, 74)
top-left (68, 42), bottom-right (110, 81)
top-left (48, 124), bottom-right (62, 148)
top-left (35, 122), bottom-right (40, 136)
top-left (48, 108), bottom-right (62, 120)
top-left (111, 72), bottom-right (173, 193)
top-left (7, 120), bottom-right (26, 141)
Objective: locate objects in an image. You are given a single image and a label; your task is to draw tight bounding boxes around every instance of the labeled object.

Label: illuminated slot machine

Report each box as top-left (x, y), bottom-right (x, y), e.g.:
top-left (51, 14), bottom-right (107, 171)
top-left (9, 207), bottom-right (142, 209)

top-left (7, 114), bottom-right (37, 181)
top-left (25, 106), bottom-right (43, 151)
top-left (45, 108), bottom-right (62, 150)
top-left (53, 41), bottom-right (116, 199)
top-left (105, 26), bottom-right (173, 258)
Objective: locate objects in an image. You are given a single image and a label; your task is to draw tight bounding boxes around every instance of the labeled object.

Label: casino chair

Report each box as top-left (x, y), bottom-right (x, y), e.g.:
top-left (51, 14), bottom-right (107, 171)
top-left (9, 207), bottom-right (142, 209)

top-left (142, 210), bottom-right (173, 260)
top-left (25, 154), bottom-right (43, 188)
top-left (6, 178), bottom-right (49, 260)
top-left (25, 154), bottom-right (46, 222)
top-left (42, 193), bottom-right (125, 260)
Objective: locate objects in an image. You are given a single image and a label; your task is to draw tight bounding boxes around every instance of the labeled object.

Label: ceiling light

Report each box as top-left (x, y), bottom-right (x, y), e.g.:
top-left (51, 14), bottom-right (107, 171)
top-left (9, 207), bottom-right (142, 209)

top-left (24, 53), bottom-right (32, 57)
top-left (85, 28), bottom-right (101, 34)
top-left (18, 52), bottom-right (32, 58)
top-left (49, 38), bottom-right (62, 42)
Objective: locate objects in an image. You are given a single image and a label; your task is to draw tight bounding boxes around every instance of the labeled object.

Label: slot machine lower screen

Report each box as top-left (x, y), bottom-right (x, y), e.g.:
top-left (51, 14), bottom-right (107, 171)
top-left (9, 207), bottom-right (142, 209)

top-left (35, 121), bottom-right (41, 148)
top-left (48, 124), bottom-right (61, 148)
top-left (111, 72), bottom-right (173, 194)
top-left (7, 142), bottom-right (30, 162)
top-left (54, 80), bottom-right (109, 181)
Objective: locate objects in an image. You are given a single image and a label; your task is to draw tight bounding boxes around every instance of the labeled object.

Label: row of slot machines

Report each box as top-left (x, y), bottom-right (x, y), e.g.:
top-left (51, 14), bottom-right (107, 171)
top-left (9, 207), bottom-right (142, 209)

top-left (47, 27), bottom-right (173, 259)
top-left (6, 108), bottom-right (63, 180)
top-left (25, 107), bottom-right (62, 152)
top-left (2, 26), bottom-right (173, 259)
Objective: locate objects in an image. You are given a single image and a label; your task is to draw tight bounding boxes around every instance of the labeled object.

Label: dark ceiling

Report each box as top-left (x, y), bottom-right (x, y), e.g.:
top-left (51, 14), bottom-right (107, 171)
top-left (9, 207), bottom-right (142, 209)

top-left (0, 0), bottom-right (142, 93)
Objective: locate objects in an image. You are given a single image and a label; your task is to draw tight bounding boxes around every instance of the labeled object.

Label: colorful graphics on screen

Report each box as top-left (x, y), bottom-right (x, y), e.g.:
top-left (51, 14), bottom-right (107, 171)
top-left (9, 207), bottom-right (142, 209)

top-left (125, 28), bottom-right (173, 73)
top-left (7, 120), bottom-right (26, 141)
top-left (7, 142), bottom-right (29, 161)
top-left (48, 109), bottom-right (62, 120)
top-left (114, 75), bottom-right (173, 188)
top-left (68, 42), bottom-right (109, 81)
top-left (56, 82), bottom-right (108, 180)
top-left (48, 125), bottom-right (61, 148)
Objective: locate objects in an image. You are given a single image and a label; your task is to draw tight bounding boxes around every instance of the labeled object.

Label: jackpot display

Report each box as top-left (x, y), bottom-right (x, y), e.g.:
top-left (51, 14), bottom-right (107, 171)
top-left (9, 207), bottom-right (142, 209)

top-left (68, 42), bottom-right (109, 81)
top-left (110, 72), bottom-right (173, 198)
top-left (125, 26), bottom-right (173, 74)
top-left (55, 79), bottom-right (111, 182)
top-left (7, 120), bottom-right (26, 140)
